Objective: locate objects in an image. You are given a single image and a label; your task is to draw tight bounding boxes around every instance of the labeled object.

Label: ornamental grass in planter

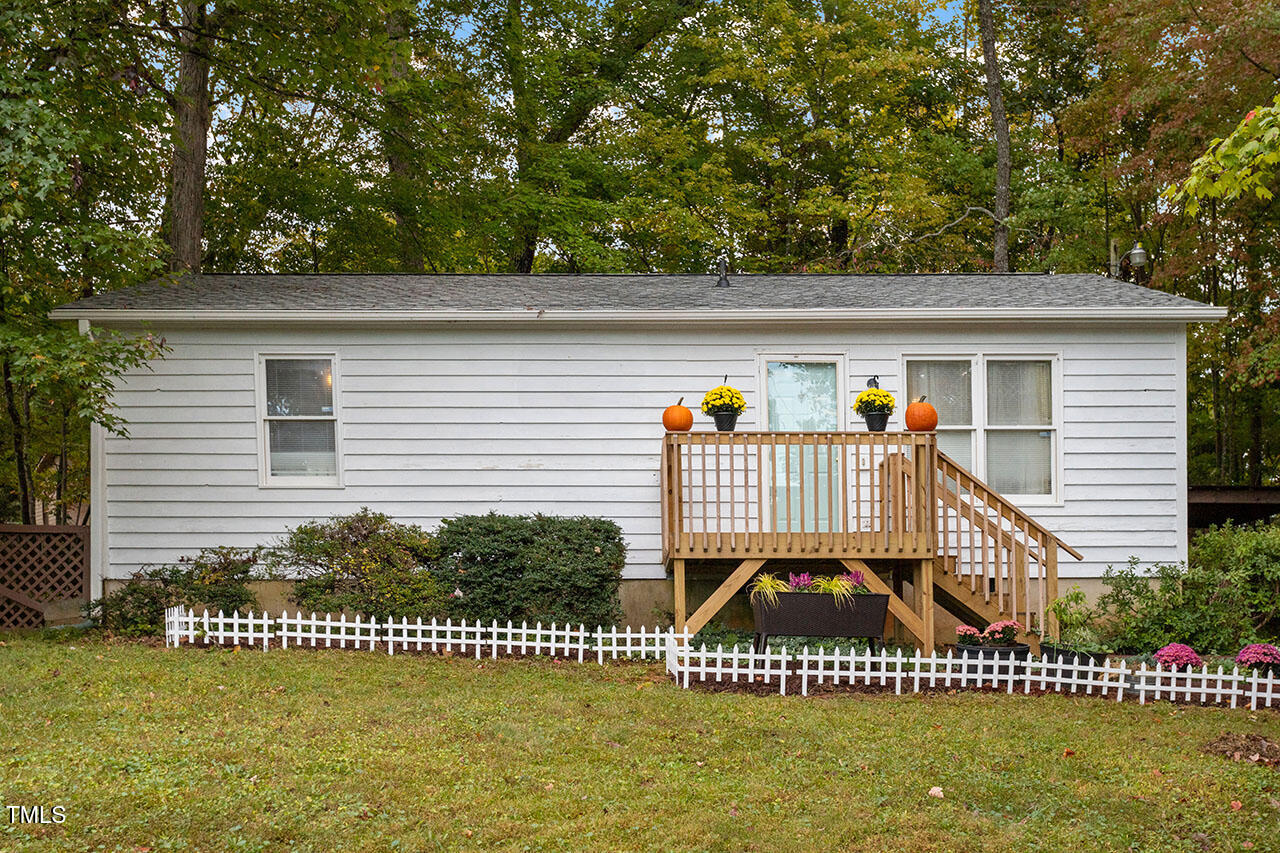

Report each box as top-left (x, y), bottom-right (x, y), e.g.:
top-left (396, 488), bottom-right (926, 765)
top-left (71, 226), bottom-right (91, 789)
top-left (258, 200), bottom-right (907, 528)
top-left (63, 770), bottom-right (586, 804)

top-left (748, 570), bottom-right (888, 652)
top-left (1038, 586), bottom-right (1114, 678)
top-left (954, 619), bottom-right (1030, 677)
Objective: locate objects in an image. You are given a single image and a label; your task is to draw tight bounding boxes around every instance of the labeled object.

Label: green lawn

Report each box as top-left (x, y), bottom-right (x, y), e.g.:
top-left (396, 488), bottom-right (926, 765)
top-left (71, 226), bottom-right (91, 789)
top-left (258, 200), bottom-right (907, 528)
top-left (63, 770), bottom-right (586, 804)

top-left (1, 634), bottom-right (1277, 852)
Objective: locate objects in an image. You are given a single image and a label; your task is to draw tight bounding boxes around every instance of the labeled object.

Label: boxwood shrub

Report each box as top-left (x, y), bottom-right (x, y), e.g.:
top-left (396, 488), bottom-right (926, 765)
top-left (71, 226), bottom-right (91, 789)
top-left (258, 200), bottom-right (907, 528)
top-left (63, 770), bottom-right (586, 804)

top-left (435, 513), bottom-right (625, 627)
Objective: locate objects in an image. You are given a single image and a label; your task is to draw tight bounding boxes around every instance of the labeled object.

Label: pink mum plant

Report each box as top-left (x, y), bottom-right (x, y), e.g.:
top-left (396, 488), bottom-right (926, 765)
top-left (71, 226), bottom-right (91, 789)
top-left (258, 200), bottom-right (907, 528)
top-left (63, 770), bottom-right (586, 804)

top-left (1236, 643), bottom-right (1280, 670)
top-left (981, 620), bottom-right (1023, 646)
top-left (955, 625), bottom-right (981, 644)
top-left (1153, 643), bottom-right (1202, 669)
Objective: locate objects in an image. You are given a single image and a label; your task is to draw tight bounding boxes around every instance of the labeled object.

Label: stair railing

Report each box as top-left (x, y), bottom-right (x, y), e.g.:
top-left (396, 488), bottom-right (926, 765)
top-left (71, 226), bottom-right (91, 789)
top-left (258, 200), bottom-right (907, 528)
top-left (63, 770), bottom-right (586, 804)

top-left (934, 452), bottom-right (1083, 635)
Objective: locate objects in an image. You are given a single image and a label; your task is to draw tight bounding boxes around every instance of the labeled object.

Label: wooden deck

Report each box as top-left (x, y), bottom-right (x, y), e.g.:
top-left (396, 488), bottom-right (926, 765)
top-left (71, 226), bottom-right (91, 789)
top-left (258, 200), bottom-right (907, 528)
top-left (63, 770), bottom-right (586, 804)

top-left (660, 431), bottom-right (1081, 649)
top-left (661, 431), bottom-right (937, 561)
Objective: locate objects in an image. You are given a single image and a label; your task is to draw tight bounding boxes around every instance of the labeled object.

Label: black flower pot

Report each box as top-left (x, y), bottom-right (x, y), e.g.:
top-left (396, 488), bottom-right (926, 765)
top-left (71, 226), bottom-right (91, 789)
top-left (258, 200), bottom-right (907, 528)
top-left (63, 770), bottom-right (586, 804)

top-left (752, 592), bottom-right (889, 653)
top-left (1039, 644), bottom-right (1108, 682)
top-left (862, 412), bottom-right (889, 432)
top-left (955, 642), bottom-right (1030, 678)
top-left (712, 411), bottom-right (739, 432)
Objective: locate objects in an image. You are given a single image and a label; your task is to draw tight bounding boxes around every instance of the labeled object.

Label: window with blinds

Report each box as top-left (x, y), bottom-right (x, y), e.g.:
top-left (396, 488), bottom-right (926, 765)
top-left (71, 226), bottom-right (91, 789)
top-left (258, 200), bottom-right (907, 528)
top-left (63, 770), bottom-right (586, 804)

top-left (905, 355), bottom-right (1057, 499)
top-left (260, 356), bottom-right (339, 484)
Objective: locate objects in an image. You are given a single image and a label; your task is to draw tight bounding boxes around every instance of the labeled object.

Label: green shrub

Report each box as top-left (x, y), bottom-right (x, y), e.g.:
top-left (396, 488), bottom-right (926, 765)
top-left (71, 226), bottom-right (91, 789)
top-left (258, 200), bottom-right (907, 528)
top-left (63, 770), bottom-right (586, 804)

top-left (435, 513), bottom-right (624, 627)
top-left (86, 547), bottom-right (261, 637)
top-left (269, 507), bottom-right (449, 618)
top-left (1099, 522), bottom-right (1280, 653)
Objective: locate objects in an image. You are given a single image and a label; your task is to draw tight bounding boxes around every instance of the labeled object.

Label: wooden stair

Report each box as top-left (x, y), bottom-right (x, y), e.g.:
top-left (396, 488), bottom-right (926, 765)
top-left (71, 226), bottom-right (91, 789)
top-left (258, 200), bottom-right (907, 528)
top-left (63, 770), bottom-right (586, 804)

top-left (929, 455), bottom-right (1084, 644)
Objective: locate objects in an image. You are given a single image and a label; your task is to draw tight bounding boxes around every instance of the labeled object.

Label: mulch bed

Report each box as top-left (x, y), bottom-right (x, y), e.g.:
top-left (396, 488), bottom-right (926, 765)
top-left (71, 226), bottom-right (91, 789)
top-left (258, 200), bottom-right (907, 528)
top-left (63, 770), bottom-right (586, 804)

top-left (1203, 733), bottom-right (1280, 768)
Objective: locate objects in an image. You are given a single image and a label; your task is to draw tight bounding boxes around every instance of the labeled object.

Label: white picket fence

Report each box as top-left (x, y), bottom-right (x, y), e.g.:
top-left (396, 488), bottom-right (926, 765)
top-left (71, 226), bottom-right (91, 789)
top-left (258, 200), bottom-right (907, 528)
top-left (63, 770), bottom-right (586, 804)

top-left (163, 606), bottom-right (1280, 710)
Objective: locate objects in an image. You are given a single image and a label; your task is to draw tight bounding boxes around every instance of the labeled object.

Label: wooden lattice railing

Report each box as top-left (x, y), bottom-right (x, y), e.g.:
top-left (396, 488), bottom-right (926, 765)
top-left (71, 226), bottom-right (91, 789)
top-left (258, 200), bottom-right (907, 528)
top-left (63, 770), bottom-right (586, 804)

top-left (0, 525), bottom-right (90, 629)
top-left (934, 453), bottom-right (1082, 635)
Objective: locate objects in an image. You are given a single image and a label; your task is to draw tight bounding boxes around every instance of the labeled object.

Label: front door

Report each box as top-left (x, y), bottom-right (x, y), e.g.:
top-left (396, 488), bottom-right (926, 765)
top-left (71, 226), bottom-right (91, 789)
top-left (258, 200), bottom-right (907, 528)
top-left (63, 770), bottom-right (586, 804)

top-left (764, 359), bottom-right (842, 533)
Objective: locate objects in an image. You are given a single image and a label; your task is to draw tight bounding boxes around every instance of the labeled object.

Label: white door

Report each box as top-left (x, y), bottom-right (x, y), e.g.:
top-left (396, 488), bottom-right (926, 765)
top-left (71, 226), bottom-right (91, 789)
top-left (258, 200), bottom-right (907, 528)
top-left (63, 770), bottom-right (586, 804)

top-left (764, 359), bottom-right (843, 533)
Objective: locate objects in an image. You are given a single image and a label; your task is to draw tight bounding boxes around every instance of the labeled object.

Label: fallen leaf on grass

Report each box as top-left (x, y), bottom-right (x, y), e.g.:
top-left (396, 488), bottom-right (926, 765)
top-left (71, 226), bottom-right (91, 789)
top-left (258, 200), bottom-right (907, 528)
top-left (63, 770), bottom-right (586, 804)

top-left (1062, 748), bottom-right (1075, 757)
top-left (1231, 801), bottom-right (1243, 811)
top-left (928, 787), bottom-right (944, 799)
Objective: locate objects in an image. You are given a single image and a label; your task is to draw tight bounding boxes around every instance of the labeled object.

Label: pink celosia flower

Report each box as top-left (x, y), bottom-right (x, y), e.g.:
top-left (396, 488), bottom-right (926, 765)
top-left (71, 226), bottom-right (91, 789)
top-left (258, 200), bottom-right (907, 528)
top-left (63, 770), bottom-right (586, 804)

top-left (788, 573), bottom-right (814, 591)
top-left (1153, 642), bottom-right (1203, 669)
top-left (1236, 643), bottom-right (1280, 668)
top-left (841, 569), bottom-right (866, 589)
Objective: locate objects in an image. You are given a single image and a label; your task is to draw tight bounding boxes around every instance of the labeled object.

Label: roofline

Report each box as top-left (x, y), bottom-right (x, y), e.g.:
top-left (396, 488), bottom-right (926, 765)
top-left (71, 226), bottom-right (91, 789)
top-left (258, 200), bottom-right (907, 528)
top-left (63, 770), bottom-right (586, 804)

top-left (51, 306), bottom-right (1229, 324)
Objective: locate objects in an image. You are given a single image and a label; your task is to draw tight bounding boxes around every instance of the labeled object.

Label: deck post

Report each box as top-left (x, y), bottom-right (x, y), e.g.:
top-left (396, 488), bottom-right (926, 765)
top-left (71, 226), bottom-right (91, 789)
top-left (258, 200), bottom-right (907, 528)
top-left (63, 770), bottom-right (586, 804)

top-left (913, 558), bottom-right (936, 651)
top-left (841, 558), bottom-right (929, 651)
top-left (674, 559), bottom-right (686, 635)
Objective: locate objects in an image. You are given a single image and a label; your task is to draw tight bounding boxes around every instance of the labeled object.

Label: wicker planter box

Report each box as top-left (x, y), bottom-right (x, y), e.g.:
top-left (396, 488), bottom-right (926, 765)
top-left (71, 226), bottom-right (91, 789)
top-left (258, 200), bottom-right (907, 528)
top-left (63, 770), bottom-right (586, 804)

top-left (751, 592), bottom-right (889, 652)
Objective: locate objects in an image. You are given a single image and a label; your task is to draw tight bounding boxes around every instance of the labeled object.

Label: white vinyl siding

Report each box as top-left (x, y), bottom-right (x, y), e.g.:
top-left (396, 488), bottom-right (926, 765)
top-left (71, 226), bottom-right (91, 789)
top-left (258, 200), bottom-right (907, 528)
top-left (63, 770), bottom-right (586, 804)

top-left (95, 323), bottom-right (1188, 585)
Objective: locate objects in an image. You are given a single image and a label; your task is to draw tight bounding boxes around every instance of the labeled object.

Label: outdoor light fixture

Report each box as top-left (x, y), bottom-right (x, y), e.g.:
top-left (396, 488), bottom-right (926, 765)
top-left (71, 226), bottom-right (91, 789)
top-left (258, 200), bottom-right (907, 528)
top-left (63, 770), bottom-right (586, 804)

top-left (1124, 241), bottom-right (1147, 268)
top-left (1109, 240), bottom-right (1148, 277)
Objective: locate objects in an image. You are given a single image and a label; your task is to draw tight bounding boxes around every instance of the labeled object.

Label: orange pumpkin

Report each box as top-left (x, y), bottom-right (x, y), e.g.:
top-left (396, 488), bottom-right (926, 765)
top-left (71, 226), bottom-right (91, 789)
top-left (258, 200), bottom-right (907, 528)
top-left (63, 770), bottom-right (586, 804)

top-left (663, 397), bottom-right (694, 432)
top-left (904, 396), bottom-right (938, 431)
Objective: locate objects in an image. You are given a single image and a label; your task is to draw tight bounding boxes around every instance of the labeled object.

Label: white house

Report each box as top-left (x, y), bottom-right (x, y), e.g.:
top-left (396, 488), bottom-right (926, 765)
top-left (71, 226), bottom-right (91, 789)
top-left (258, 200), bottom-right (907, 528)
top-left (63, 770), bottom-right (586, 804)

top-left (52, 272), bottom-right (1224, 644)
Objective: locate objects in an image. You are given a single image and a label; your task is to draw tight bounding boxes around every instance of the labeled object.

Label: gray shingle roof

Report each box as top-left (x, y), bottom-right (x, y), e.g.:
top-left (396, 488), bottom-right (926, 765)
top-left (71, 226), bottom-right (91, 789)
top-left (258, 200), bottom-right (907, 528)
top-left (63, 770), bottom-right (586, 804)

top-left (51, 272), bottom-right (1218, 316)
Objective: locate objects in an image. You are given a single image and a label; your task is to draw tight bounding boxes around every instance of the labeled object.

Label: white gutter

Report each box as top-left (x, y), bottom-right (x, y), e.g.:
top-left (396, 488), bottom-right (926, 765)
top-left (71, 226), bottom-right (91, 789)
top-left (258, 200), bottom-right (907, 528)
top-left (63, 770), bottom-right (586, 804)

top-left (50, 306), bottom-right (1228, 324)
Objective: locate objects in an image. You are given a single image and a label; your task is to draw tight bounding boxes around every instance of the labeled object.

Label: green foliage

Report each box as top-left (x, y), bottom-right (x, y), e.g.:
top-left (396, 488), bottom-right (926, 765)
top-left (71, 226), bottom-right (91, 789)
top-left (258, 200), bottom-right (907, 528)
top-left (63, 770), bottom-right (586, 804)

top-left (1045, 586), bottom-right (1112, 654)
top-left (1187, 522), bottom-right (1280, 639)
top-left (270, 508), bottom-right (447, 619)
top-left (1174, 95), bottom-right (1280, 213)
top-left (1099, 524), bottom-right (1280, 654)
top-left (435, 513), bottom-right (624, 627)
top-left (87, 548), bottom-right (261, 636)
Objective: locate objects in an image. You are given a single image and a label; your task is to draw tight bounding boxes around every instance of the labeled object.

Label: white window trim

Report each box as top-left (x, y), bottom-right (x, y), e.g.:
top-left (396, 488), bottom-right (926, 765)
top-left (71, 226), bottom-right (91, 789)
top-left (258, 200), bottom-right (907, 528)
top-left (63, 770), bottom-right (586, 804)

top-left (756, 352), bottom-right (849, 431)
top-left (901, 351), bottom-right (1063, 506)
top-left (255, 351), bottom-right (344, 489)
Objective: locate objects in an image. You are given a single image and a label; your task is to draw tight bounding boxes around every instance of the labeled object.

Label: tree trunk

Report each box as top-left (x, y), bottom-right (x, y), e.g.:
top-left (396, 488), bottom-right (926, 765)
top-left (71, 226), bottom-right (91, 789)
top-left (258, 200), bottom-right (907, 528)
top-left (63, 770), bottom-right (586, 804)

top-left (2, 359), bottom-right (33, 524)
top-left (1249, 396), bottom-right (1263, 487)
top-left (383, 10), bottom-right (425, 272)
top-left (978, 0), bottom-right (1011, 272)
top-left (169, 0), bottom-right (212, 273)
top-left (506, 0), bottom-right (539, 274)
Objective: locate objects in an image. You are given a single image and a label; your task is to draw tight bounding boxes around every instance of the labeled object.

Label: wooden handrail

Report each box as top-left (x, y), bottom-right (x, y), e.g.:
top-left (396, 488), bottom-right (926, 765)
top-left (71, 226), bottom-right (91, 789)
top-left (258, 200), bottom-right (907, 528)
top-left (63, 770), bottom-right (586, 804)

top-left (933, 450), bottom-right (1080, 635)
top-left (935, 452), bottom-right (1082, 561)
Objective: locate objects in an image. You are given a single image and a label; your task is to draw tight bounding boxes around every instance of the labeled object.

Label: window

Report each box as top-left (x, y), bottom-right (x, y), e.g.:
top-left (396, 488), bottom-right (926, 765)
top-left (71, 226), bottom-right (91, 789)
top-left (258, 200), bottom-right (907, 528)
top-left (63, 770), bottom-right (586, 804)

top-left (906, 355), bottom-right (1058, 500)
top-left (905, 359), bottom-right (974, 470)
top-left (985, 360), bottom-right (1053, 495)
top-left (258, 355), bottom-right (340, 486)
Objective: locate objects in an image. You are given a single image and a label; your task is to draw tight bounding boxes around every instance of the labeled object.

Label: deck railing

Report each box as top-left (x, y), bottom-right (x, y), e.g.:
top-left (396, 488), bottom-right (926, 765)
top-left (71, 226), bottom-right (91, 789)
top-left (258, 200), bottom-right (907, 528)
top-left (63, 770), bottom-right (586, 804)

top-left (660, 432), bottom-right (937, 559)
top-left (934, 453), bottom-right (1082, 634)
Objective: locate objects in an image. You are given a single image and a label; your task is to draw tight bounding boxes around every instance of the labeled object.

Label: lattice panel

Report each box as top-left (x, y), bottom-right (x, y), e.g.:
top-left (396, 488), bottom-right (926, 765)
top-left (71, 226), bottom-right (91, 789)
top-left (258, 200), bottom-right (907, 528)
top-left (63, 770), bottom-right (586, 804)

top-left (0, 597), bottom-right (42, 630)
top-left (0, 525), bottom-right (88, 629)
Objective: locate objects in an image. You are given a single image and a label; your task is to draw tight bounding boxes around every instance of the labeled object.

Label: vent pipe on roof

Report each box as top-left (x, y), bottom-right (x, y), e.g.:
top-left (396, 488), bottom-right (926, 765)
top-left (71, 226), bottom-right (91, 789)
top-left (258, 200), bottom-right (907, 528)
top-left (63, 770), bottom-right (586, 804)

top-left (715, 257), bottom-right (730, 287)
